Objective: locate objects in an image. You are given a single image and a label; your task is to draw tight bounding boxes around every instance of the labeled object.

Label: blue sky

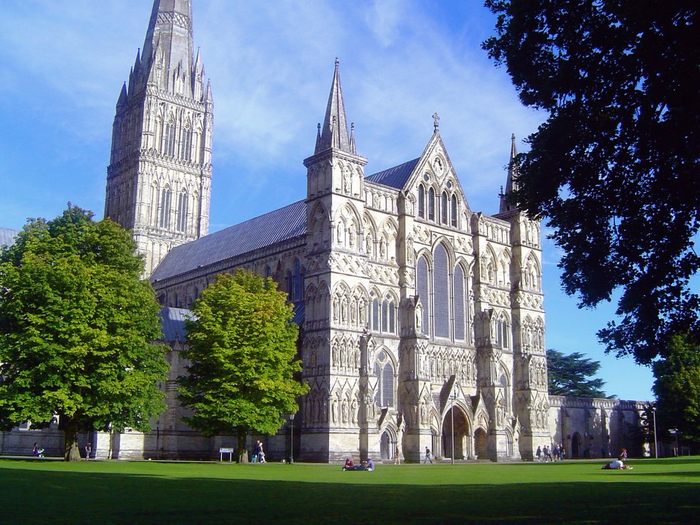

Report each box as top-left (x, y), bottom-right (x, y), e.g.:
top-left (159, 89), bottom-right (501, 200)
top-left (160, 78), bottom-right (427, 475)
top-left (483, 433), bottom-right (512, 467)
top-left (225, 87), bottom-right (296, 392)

top-left (0, 0), bottom-right (656, 400)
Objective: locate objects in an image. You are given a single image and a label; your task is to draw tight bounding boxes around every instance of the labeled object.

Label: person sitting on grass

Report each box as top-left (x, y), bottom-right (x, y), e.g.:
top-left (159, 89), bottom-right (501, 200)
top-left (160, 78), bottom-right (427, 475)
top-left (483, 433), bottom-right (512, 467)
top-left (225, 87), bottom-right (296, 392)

top-left (343, 458), bottom-right (355, 470)
top-left (32, 443), bottom-right (44, 458)
top-left (365, 458), bottom-right (375, 471)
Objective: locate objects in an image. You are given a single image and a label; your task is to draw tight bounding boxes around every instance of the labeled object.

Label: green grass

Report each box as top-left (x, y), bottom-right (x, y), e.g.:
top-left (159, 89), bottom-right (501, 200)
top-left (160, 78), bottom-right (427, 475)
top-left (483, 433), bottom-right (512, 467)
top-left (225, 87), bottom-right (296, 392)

top-left (1, 457), bottom-right (699, 524)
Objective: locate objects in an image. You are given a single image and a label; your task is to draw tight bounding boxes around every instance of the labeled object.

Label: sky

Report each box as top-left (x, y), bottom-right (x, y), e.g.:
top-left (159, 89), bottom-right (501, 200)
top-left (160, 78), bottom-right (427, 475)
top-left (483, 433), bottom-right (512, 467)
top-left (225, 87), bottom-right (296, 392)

top-left (0, 0), bottom-right (657, 400)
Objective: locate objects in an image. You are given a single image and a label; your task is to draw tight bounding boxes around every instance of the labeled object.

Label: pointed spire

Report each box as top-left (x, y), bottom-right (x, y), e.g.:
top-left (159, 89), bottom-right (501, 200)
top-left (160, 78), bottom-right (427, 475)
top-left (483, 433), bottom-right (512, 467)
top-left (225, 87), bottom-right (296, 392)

top-left (315, 58), bottom-right (352, 154)
top-left (140, 1), bottom-right (195, 93)
top-left (117, 83), bottom-right (129, 108)
top-left (500, 134), bottom-right (520, 214)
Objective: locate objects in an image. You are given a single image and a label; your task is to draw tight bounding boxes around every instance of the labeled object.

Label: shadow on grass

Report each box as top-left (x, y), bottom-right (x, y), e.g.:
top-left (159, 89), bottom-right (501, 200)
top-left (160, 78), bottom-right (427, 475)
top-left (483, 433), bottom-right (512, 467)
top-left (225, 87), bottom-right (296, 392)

top-left (2, 466), bottom-right (699, 525)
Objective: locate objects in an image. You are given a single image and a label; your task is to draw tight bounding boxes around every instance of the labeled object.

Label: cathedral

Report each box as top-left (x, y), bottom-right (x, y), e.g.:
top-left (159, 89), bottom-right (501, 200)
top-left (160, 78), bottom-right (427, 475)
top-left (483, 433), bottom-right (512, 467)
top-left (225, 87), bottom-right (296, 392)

top-left (0, 0), bottom-right (646, 462)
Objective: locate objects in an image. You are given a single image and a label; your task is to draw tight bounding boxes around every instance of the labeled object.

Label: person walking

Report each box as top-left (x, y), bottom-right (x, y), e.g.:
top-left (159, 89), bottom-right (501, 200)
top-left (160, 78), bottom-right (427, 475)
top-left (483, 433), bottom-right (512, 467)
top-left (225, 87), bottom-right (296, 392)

top-left (424, 447), bottom-right (433, 464)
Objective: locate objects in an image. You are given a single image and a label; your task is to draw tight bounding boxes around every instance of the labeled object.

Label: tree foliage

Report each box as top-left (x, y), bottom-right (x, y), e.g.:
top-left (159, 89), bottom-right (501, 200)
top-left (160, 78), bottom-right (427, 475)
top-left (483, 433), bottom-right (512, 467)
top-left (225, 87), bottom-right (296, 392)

top-left (653, 333), bottom-right (700, 441)
top-left (483, 1), bottom-right (700, 364)
top-left (547, 349), bottom-right (608, 398)
top-left (179, 269), bottom-right (307, 462)
top-left (0, 206), bottom-right (168, 460)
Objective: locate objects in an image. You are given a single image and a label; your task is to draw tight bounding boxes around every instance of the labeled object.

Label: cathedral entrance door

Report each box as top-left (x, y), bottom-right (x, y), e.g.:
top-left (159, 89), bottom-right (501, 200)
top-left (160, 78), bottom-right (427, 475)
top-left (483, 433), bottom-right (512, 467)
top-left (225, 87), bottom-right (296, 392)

top-left (474, 428), bottom-right (488, 460)
top-left (442, 407), bottom-right (469, 460)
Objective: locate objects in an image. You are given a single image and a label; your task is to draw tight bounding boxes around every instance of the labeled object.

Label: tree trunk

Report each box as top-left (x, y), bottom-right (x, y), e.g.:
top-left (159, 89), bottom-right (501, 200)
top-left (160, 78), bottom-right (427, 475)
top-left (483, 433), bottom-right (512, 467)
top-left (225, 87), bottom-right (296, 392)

top-left (63, 419), bottom-right (81, 462)
top-left (237, 427), bottom-right (248, 463)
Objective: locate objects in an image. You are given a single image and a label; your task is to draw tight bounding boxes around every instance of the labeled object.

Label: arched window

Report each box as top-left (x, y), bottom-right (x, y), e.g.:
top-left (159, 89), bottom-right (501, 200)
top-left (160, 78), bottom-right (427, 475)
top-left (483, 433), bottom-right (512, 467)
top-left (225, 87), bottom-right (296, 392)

top-left (454, 264), bottom-right (465, 341)
top-left (163, 119), bottom-right (176, 157)
top-left (434, 244), bottom-right (449, 338)
top-left (374, 350), bottom-right (394, 407)
top-left (159, 186), bottom-right (172, 229)
top-left (182, 123), bottom-right (192, 161)
top-left (176, 190), bottom-right (188, 233)
top-left (441, 192), bottom-right (448, 224)
top-left (417, 256), bottom-right (430, 334)
top-left (371, 296), bottom-right (380, 331)
top-left (418, 186), bottom-right (425, 218)
top-left (291, 259), bottom-right (305, 302)
top-left (451, 195), bottom-right (458, 227)
top-left (495, 313), bottom-right (509, 349)
top-left (388, 298), bottom-right (396, 334)
top-left (428, 188), bottom-right (435, 221)
top-left (381, 301), bottom-right (388, 332)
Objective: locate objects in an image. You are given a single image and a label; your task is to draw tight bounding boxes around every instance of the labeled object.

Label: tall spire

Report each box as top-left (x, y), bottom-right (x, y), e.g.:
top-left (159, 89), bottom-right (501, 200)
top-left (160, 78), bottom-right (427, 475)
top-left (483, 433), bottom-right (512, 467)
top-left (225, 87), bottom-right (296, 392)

top-left (499, 134), bottom-right (520, 214)
top-left (315, 58), bottom-right (352, 154)
top-left (140, 0), bottom-right (194, 93)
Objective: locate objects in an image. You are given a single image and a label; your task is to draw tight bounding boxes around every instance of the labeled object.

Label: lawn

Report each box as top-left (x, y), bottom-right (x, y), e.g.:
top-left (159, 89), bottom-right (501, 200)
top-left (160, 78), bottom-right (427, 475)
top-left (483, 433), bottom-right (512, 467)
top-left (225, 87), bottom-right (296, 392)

top-left (1, 457), bottom-right (698, 524)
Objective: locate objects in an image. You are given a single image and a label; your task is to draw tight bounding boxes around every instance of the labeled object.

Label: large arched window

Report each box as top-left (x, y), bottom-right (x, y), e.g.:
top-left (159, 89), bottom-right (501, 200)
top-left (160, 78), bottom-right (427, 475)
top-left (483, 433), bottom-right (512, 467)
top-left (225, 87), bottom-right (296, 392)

top-left (374, 350), bottom-right (394, 407)
top-left (417, 256), bottom-right (430, 334)
top-left (434, 244), bottom-right (450, 338)
top-left (418, 185), bottom-right (425, 218)
top-left (454, 264), bottom-right (465, 341)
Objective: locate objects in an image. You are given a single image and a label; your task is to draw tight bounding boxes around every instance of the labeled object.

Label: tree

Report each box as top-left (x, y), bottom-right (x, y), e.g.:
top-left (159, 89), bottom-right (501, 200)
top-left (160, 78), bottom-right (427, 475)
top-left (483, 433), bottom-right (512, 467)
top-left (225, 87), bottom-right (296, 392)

top-left (653, 333), bottom-right (700, 442)
top-left (483, 1), bottom-right (700, 364)
top-left (547, 349), bottom-right (608, 398)
top-left (0, 206), bottom-right (168, 460)
top-left (179, 269), bottom-right (308, 462)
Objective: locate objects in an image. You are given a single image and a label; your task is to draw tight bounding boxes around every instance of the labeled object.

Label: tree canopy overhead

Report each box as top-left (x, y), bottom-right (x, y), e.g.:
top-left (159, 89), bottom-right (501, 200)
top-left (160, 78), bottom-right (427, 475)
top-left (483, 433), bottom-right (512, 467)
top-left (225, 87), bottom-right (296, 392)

top-left (483, 1), bottom-right (700, 364)
top-left (179, 269), bottom-right (307, 462)
top-left (0, 206), bottom-right (168, 460)
top-left (546, 349), bottom-right (608, 398)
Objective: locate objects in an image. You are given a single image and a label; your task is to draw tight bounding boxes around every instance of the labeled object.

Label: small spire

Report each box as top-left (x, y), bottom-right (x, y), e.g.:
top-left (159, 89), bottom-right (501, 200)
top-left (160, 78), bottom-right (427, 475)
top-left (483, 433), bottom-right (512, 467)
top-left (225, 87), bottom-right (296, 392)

top-left (117, 82), bottom-right (129, 108)
top-left (500, 134), bottom-right (520, 214)
top-left (432, 112), bottom-right (440, 133)
top-left (315, 58), bottom-right (352, 154)
top-left (350, 122), bottom-right (356, 154)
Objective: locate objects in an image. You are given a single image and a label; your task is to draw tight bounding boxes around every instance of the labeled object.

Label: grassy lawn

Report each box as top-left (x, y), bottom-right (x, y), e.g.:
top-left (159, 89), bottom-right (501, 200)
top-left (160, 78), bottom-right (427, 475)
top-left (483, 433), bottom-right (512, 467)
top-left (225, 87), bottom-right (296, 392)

top-left (1, 457), bottom-right (698, 524)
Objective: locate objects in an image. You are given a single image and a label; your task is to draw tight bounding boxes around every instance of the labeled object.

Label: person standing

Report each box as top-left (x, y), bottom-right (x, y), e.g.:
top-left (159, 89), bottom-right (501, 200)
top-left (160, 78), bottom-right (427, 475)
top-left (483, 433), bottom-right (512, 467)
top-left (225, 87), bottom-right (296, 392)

top-left (394, 445), bottom-right (401, 465)
top-left (424, 447), bottom-right (433, 464)
top-left (85, 442), bottom-right (92, 461)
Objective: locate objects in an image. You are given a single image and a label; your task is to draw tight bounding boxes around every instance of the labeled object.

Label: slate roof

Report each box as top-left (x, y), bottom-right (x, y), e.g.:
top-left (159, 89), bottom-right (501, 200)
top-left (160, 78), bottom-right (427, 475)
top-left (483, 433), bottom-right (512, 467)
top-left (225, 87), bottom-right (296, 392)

top-left (159, 307), bottom-right (192, 342)
top-left (151, 199), bottom-right (307, 282)
top-left (365, 158), bottom-right (419, 189)
top-left (0, 228), bottom-right (19, 248)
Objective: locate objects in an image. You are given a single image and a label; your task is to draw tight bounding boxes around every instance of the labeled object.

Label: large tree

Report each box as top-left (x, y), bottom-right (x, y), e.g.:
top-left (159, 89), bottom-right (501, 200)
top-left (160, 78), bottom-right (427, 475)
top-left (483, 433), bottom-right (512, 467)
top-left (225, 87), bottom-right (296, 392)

top-left (653, 333), bottom-right (700, 442)
top-left (547, 349), bottom-right (608, 398)
top-left (483, 1), bottom-right (700, 364)
top-left (179, 269), bottom-right (307, 462)
top-left (0, 206), bottom-right (168, 460)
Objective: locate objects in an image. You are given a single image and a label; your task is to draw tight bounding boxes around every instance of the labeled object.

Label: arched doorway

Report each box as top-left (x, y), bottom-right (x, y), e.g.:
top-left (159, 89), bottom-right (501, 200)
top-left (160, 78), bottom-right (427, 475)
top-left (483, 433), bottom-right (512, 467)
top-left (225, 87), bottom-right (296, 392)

top-left (442, 406), bottom-right (469, 460)
top-left (474, 428), bottom-right (488, 460)
top-left (380, 431), bottom-right (392, 460)
top-left (572, 432), bottom-right (582, 458)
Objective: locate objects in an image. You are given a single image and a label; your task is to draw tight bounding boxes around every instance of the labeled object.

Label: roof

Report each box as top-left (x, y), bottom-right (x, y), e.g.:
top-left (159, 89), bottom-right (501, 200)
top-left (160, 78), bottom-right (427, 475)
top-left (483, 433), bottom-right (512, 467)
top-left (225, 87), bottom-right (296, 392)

top-left (159, 307), bottom-right (192, 342)
top-left (0, 228), bottom-right (19, 248)
top-left (151, 199), bottom-right (307, 282)
top-left (365, 158), bottom-right (419, 189)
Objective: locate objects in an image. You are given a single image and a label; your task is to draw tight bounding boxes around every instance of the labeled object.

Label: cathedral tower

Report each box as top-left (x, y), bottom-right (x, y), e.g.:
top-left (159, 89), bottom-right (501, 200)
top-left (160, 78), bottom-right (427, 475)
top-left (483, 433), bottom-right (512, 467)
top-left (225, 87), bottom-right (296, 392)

top-left (105, 0), bottom-right (213, 276)
top-left (495, 135), bottom-right (549, 459)
top-left (301, 60), bottom-right (372, 461)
